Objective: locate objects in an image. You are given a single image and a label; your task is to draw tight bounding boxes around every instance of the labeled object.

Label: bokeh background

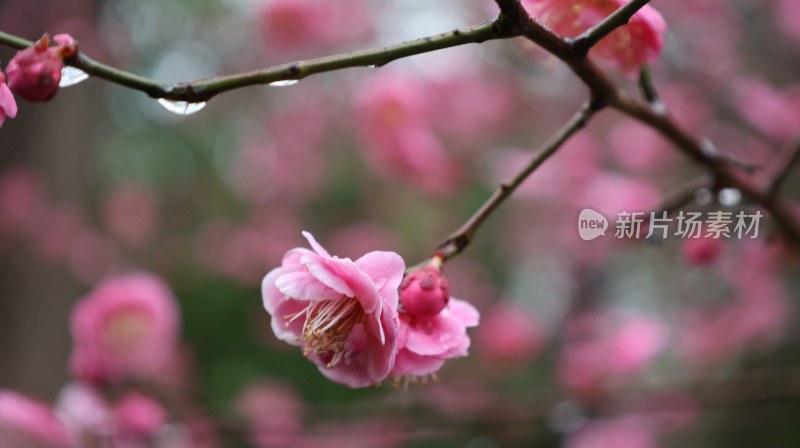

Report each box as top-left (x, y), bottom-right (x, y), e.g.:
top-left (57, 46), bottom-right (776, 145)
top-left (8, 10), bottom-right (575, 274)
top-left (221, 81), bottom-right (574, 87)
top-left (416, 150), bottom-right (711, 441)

top-left (1, 0), bottom-right (799, 446)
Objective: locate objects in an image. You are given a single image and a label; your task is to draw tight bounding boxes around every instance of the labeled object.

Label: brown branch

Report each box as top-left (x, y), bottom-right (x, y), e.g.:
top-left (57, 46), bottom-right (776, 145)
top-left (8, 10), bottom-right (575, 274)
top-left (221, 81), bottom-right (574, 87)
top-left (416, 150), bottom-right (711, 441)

top-left (436, 102), bottom-right (596, 261)
top-left (768, 140), bottom-right (800, 196)
top-left (0, 19), bottom-right (519, 102)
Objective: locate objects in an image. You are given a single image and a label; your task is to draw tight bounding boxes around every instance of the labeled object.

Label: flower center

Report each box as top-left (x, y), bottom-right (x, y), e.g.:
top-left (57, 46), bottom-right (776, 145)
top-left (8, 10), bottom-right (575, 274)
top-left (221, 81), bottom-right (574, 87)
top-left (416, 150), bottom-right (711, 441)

top-left (285, 297), bottom-right (364, 368)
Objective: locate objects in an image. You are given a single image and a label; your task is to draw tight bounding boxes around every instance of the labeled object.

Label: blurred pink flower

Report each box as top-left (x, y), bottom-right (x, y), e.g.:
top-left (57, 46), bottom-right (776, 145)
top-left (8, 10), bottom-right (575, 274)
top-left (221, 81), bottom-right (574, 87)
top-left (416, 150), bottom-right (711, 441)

top-left (774, 0), bottom-right (800, 43)
top-left (558, 312), bottom-right (667, 398)
top-left (6, 34), bottom-right (64, 102)
top-left (261, 231), bottom-right (404, 387)
top-left (258, 0), bottom-right (371, 53)
top-left (236, 381), bottom-right (304, 448)
top-left (67, 230), bottom-right (120, 284)
top-left (430, 73), bottom-right (517, 145)
top-left (356, 73), bottom-right (458, 194)
top-left (69, 273), bottom-right (181, 384)
top-left (607, 120), bottom-right (677, 173)
top-left (55, 382), bottom-right (115, 440)
top-left (102, 183), bottom-right (159, 249)
top-left (680, 235), bottom-right (724, 266)
top-left (523, 0), bottom-right (666, 74)
top-left (114, 393), bottom-right (166, 438)
top-left (0, 390), bottom-right (73, 447)
top-left (476, 303), bottom-right (545, 365)
top-left (0, 67), bottom-right (17, 127)
top-left (565, 417), bottom-right (658, 448)
top-left (732, 78), bottom-right (800, 142)
top-left (0, 167), bottom-right (46, 236)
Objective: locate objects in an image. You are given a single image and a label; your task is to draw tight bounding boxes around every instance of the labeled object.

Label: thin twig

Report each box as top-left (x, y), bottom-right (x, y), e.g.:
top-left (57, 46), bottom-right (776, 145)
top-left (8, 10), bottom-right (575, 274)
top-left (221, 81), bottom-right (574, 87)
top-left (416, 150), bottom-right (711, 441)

top-left (436, 102), bottom-right (596, 261)
top-left (0, 20), bottom-right (517, 102)
top-left (768, 140), bottom-right (800, 196)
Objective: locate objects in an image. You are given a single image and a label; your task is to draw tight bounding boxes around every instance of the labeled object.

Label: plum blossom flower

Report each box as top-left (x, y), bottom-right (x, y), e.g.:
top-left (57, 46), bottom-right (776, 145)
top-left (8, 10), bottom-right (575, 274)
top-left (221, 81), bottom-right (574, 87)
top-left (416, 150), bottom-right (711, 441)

top-left (565, 416), bottom-right (659, 448)
top-left (355, 73), bottom-right (458, 194)
top-left (5, 34), bottom-right (77, 102)
top-left (69, 273), bottom-right (181, 384)
top-left (114, 393), bottom-right (166, 438)
top-left (391, 263), bottom-right (479, 381)
top-left (261, 231), bottom-right (405, 387)
top-left (0, 65), bottom-right (17, 128)
top-left (236, 381), bottom-right (304, 448)
top-left (523, 0), bottom-right (667, 74)
top-left (0, 390), bottom-right (74, 447)
top-left (476, 303), bottom-right (545, 365)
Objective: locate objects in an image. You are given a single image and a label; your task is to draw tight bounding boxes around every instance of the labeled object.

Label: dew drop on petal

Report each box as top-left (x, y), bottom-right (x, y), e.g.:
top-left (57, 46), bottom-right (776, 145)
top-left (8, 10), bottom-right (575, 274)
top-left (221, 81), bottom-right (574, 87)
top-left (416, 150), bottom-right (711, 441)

top-left (59, 66), bottom-right (89, 87)
top-left (156, 99), bottom-right (207, 116)
top-left (268, 80), bottom-right (299, 87)
top-left (718, 188), bottom-right (742, 206)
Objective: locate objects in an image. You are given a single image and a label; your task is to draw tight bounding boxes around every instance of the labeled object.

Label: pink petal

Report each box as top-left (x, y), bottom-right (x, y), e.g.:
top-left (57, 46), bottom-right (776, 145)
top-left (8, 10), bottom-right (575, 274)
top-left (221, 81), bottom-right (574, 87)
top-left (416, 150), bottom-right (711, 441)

top-left (405, 312), bottom-right (466, 356)
top-left (0, 83), bottom-right (17, 118)
top-left (268, 298), bottom-right (306, 345)
top-left (262, 267), bottom-right (288, 315)
top-left (392, 350), bottom-right (446, 377)
top-left (302, 254), bottom-right (355, 297)
top-left (275, 270), bottom-right (342, 302)
top-left (447, 298), bottom-right (480, 327)
top-left (355, 250), bottom-right (405, 308)
top-left (302, 231), bottom-right (331, 257)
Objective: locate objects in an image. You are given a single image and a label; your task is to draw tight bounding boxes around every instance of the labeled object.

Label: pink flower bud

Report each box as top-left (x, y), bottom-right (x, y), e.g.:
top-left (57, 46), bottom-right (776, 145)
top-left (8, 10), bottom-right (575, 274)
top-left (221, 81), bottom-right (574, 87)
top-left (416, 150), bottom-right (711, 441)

top-left (6, 34), bottom-right (63, 102)
top-left (400, 266), bottom-right (451, 320)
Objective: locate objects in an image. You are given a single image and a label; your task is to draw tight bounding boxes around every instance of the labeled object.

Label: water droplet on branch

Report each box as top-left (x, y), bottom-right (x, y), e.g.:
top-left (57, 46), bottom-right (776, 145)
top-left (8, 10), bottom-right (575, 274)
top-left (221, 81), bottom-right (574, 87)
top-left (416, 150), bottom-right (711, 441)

top-left (59, 66), bottom-right (89, 87)
top-left (718, 188), bottom-right (742, 206)
top-left (268, 80), bottom-right (299, 87)
top-left (156, 99), bottom-right (207, 115)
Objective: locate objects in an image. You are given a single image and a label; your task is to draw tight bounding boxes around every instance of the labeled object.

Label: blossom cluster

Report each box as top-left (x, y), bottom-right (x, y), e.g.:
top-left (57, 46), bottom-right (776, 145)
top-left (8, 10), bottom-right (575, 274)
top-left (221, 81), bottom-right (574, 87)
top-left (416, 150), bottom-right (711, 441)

top-left (262, 231), bottom-right (479, 387)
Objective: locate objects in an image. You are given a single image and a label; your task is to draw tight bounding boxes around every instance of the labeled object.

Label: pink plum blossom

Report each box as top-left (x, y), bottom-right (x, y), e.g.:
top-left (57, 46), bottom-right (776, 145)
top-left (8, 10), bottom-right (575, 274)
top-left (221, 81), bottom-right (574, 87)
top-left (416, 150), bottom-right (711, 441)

top-left (355, 73), bottom-right (458, 194)
top-left (523, 0), bottom-right (667, 74)
top-left (558, 312), bottom-right (667, 398)
top-left (392, 265), bottom-right (479, 379)
top-left (565, 417), bottom-right (659, 448)
top-left (0, 65), bottom-right (17, 128)
top-left (261, 231), bottom-right (404, 387)
top-left (102, 183), bottom-right (159, 249)
top-left (114, 393), bottom-right (166, 438)
top-left (0, 390), bottom-right (73, 447)
top-left (236, 381), bottom-right (304, 448)
top-left (258, 0), bottom-right (371, 54)
top-left (732, 78), bottom-right (800, 142)
top-left (55, 382), bottom-right (115, 441)
top-left (681, 235), bottom-right (724, 266)
top-left (0, 167), bottom-right (45, 236)
top-left (69, 273), bottom-right (181, 384)
top-left (476, 303), bottom-right (545, 365)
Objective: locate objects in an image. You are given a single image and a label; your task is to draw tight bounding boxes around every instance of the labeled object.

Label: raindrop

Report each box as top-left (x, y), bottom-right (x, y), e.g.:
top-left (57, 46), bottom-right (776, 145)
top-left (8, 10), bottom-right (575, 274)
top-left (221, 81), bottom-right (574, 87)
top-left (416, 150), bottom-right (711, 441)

top-left (59, 66), bottom-right (89, 87)
top-left (156, 99), bottom-right (207, 116)
top-left (694, 188), bottom-right (713, 206)
top-left (718, 188), bottom-right (742, 207)
top-left (367, 65), bottom-right (378, 68)
top-left (268, 79), bottom-right (299, 87)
